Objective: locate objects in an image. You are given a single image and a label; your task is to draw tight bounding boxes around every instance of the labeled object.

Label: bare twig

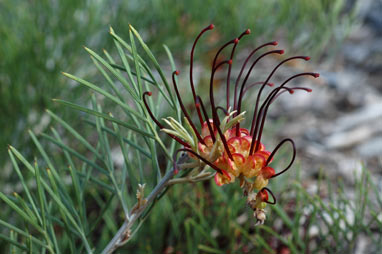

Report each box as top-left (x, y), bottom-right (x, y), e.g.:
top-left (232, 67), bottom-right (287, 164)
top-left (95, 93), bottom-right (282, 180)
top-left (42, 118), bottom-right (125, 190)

top-left (167, 171), bottom-right (213, 185)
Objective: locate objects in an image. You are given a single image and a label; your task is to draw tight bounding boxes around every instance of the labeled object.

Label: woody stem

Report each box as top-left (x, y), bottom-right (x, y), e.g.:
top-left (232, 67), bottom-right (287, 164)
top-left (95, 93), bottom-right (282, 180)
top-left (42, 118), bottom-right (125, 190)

top-left (101, 154), bottom-right (191, 254)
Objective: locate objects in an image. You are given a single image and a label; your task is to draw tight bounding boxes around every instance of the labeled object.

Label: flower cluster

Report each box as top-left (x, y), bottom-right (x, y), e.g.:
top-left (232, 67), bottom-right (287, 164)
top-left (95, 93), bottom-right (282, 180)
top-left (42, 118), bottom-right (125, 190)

top-left (143, 24), bottom-right (318, 223)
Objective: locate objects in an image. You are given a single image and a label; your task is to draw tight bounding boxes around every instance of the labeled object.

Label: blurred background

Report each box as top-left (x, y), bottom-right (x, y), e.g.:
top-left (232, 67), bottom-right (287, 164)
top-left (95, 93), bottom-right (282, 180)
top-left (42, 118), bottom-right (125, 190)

top-left (0, 0), bottom-right (381, 253)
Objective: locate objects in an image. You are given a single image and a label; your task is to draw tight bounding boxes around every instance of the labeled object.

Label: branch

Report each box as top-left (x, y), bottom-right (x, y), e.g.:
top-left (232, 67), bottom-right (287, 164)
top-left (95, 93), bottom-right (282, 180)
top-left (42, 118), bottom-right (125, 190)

top-left (167, 171), bottom-right (214, 185)
top-left (101, 153), bottom-right (190, 254)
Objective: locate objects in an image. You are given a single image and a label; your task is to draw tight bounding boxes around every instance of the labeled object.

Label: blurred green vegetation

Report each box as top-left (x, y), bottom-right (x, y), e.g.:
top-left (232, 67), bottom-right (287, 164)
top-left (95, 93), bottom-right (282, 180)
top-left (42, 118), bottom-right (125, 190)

top-left (0, 0), bottom-right (357, 168)
top-left (122, 166), bottom-right (381, 254)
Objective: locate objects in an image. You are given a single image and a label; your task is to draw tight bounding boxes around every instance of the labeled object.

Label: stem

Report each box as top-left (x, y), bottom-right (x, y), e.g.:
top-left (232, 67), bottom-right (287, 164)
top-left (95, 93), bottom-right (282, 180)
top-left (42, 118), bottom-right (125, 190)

top-left (167, 171), bottom-right (213, 185)
top-left (101, 154), bottom-right (190, 254)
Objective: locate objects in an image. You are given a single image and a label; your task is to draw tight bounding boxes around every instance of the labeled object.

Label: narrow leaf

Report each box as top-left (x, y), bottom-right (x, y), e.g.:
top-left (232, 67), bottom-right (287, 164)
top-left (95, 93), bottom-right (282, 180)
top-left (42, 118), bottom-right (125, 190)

top-left (52, 99), bottom-right (154, 138)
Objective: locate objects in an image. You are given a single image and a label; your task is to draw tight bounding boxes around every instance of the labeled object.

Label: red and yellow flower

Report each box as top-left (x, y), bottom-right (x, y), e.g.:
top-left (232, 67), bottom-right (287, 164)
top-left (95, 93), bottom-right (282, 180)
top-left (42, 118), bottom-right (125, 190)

top-left (143, 24), bottom-right (318, 222)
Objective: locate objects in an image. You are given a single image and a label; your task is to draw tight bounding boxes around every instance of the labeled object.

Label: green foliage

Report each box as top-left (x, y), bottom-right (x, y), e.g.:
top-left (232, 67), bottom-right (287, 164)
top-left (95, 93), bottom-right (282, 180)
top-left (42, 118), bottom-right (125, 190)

top-left (0, 26), bottom-right (183, 253)
top-left (0, 0), bottom-right (111, 161)
top-left (122, 166), bottom-right (381, 254)
top-left (0, 0), bottom-right (358, 169)
top-left (0, 1), bottom-right (369, 253)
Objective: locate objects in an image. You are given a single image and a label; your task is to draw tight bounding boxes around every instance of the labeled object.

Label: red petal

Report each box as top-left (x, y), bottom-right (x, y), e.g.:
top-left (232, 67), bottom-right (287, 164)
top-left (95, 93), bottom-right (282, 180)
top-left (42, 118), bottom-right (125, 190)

top-left (253, 153), bottom-right (267, 168)
top-left (239, 128), bottom-right (250, 136)
top-left (214, 173), bottom-right (223, 186)
top-left (262, 166), bottom-right (275, 179)
top-left (257, 189), bottom-right (269, 202)
top-left (257, 150), bottom-right (272, 162)
top-left (232, 153), bottom-right (245, 165)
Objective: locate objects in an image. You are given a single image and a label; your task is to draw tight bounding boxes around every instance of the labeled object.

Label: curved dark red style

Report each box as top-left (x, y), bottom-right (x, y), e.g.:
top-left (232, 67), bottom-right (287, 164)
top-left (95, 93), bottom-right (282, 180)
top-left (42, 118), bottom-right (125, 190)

top-left (143, 24), bottom-right (318, 207)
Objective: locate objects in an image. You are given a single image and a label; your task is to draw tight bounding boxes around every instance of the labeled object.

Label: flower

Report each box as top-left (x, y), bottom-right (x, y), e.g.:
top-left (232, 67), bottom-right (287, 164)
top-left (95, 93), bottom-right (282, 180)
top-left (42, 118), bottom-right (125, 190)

top-left (143, 24), bottom-right (318, 220)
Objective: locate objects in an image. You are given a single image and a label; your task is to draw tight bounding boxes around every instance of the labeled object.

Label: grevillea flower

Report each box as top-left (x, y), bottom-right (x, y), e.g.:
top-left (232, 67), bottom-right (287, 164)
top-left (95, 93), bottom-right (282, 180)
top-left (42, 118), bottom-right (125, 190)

top-left (143, 24), bottom-right (318, 223)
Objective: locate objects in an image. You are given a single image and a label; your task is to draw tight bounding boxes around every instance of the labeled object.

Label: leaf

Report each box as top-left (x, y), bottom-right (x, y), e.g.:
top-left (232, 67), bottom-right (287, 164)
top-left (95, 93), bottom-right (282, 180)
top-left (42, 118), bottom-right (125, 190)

top-left (28, 130), bottom-right (73, 206)
top-left (109, 26), bottom-right (174, 108)
top-left (44, 168), bottom-right (92, 251)
top-left (34, 160), bottom-right (47, 232)
top-left (52, 99), bottom-right (154, 138)
top-left (50, 127), bottom-right (86, 231)
top-left (83, 46), bottom-right (139, 101)
top-left (46, 109), bottom-right (102, 159)
top-left (0, 192), bottom-right (42, 234)
top-left (198, 244), bottom-right (224, 254)
top-left (62, 72), bottom-right (145, 122)
top-left (0, 232), bottom-right (28, 252)
top-left (84, 119), bottom-right (151, 158)
top-left (129, 29), bottom-right (143, 96)
top-left (8, 149), bottom-right (43, 226)
top-left (109, 63), bottom-right (155, 84)
top-left (113, 34), bottom-right (139, 96)
top-left (270, 204), bottom-right (293, 229)
top-left (128, 25), bottom-right (176, 107)
top-left (92, 100), bottom-right (129, 216)
top-left (0, 220), bottom-right (48, 249)
top-left (40, 132), bottom-right (109, 175)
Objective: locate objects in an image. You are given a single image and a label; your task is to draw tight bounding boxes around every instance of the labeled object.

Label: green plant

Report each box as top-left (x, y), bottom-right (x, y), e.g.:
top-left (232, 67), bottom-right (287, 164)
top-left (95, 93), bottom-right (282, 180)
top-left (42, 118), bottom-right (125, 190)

top-left (0, 22), bottom-right (317, 253)
top-left (0, 0), bottom-right (359, 170)
top-left (149, 166), bottom-right (381, 254)
top-left (0, 1), bottom-right (367, 252)
top-left (1, 24), bottom-right (176, 253)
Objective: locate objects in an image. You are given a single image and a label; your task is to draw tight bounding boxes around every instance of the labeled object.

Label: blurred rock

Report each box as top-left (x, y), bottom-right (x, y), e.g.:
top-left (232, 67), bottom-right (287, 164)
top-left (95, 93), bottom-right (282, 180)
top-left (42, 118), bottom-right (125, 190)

top-left (357, 136), bottom-right (382, 158)
top-left (232, 2), bottom-right (382, 182)
top-left (354, 236), bottom-right (368, 254)
top-left (111, 147), bottom-right (124, 168)
top-left (322, 71), bottom-right (361, 92)
top-left (364, 0), bottom-right (382, 35)
top-left (331, 102), bottom-right (382, 132)
top-left (324, 123), bottom-right (382, 149)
